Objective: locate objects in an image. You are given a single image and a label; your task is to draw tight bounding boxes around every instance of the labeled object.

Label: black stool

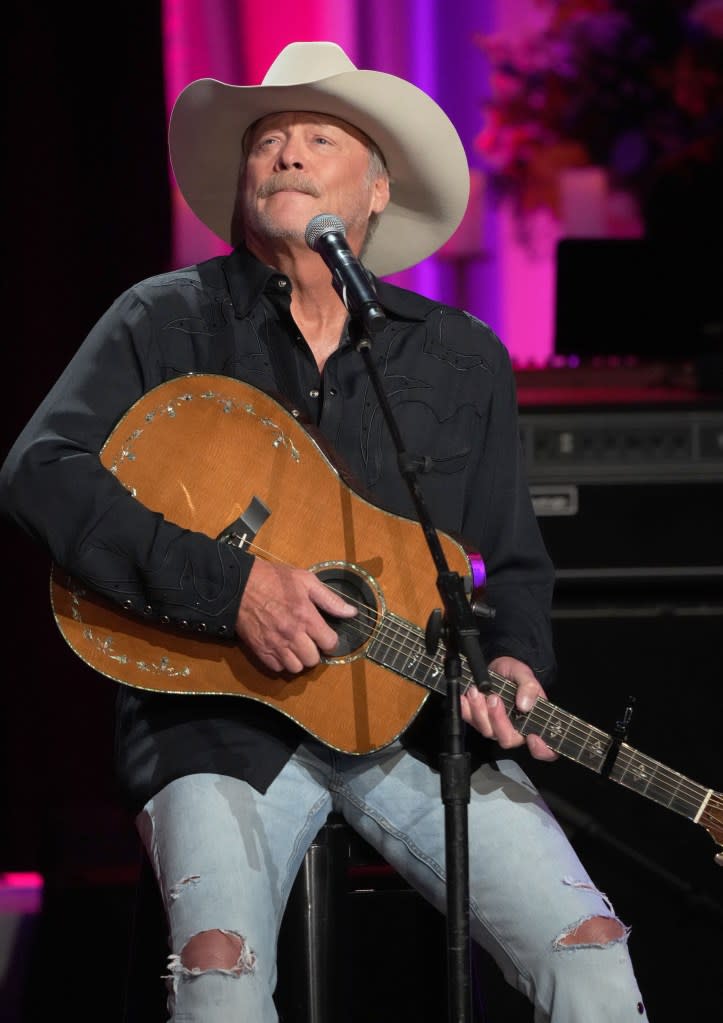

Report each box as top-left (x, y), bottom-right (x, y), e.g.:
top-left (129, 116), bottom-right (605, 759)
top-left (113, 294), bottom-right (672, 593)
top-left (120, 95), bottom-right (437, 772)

top-left (276, 813), bottom-right (453, 1023)
top-left (276, 816), bottom-right (525, 1023)
top-left (276, 813), bottom-right (351, 1021)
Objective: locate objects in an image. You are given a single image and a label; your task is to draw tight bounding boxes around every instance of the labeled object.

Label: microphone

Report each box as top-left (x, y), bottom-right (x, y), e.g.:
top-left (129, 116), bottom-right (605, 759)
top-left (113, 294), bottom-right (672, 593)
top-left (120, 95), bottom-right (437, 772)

top-left (305, 214), bottom-right (387, 336)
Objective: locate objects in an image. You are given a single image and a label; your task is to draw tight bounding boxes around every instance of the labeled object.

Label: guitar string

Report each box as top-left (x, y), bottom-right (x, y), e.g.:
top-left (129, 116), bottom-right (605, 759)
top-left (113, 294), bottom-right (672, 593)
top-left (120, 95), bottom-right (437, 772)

top-left (244, 544), bottom-right (720, 816)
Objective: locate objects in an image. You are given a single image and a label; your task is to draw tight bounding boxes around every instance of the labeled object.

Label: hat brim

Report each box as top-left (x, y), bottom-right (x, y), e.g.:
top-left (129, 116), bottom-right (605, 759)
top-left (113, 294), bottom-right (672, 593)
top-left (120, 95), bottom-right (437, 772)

top-left (169, 70), bottom-right (470, 277)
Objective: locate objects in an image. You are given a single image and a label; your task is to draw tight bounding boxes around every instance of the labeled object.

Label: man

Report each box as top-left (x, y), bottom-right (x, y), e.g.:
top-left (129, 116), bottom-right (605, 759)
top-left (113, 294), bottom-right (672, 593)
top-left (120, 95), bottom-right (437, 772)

top-left (0, 41), bottom-right (647, 1022)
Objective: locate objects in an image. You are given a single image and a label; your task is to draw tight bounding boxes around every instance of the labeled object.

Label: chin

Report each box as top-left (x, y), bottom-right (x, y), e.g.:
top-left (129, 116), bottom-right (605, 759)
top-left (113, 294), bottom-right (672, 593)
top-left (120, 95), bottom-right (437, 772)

top-left (273, 192), bottom-right (322, 222)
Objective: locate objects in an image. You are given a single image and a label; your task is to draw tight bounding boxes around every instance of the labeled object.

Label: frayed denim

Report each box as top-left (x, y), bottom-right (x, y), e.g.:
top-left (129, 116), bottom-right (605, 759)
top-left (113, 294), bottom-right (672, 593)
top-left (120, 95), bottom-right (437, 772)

top-left (137, 739), bottom-right (647, 1021)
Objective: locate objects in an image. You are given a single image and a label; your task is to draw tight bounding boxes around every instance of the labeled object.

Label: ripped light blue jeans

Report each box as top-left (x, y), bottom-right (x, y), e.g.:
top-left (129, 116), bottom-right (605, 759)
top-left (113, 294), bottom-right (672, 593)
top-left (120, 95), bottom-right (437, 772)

top-left (136, 739), bottom-right (648, 1022)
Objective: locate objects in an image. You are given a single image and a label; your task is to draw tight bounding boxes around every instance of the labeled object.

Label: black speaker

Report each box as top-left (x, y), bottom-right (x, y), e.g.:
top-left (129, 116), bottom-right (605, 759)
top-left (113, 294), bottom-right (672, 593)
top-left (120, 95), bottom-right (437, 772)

top-left (521, 601), bottom-right (723, 1023)
top-left (515, 402), bottom-right (723, 1019)
top-left (519, 405), bottom-right (723, 589)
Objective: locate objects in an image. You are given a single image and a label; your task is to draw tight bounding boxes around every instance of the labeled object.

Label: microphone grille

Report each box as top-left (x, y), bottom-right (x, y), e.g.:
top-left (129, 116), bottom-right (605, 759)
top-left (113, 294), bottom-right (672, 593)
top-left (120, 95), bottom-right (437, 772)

top-left (305, 213), bottom-right (345, 251)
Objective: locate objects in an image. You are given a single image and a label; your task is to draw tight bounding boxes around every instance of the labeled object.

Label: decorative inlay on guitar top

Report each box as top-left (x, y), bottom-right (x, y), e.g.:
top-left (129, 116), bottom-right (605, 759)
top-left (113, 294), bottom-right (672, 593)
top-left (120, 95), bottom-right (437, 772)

top-left (107, 383), bottom-right (301, 485)
top-left (65, 577), bottom-right (192, 679)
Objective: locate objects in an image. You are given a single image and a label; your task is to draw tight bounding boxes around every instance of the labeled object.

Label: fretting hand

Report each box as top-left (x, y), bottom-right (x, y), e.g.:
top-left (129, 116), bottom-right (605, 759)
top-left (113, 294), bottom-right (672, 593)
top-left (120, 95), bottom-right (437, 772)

top-left (460, 656), bottom-right (558, 762)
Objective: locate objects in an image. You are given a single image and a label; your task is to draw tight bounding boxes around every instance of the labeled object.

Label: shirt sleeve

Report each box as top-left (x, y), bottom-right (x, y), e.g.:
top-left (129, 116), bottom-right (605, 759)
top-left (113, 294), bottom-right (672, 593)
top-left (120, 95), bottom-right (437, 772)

top-left (461, 324), bottom-right (557, 687)
top-left (0, 287), bottom-right (253, 636)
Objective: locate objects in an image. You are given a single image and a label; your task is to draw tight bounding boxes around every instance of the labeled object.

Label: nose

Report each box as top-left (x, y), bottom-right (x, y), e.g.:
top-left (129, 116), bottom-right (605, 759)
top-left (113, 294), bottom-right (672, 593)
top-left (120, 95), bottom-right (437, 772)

top-left (274, 136), bottom-right (304, 171)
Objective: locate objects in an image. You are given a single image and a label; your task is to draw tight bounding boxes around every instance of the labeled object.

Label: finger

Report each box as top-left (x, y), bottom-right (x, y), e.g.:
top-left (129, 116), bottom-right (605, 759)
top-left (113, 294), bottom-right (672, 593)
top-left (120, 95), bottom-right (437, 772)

top-left (307, 585), bottom-right (358, 654)
top-left (265, 642), bottom-right (319, 675)
top-left (256, 650), bottom-right (284, 673)
top-left (314, 626), bottom-right (343, 655)
top-left (527, 733), bottom-right (559, 762)
top-left (284, 633), bottom-right (323, 672)
top-left (514, 681), bottom-right (539, 714)
top-left (302, 607), bottom-right (347, 655)
top-left (460, 686), bottom-right (495, 738)
top-left (486, 693), bottom-right (525, 749)
top-left (311, 579), bottom-right (358, 617)
top-left (254, 641), bottom-right (302, 673)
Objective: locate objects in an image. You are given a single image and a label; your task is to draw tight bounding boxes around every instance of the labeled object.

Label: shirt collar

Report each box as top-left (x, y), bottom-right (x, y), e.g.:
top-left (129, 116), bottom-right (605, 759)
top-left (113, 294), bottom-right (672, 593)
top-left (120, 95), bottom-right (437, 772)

top-left (373, 275), bottom-right (438, 323)
top-left (220, 242), bottom-right (433, 324)
top-left (221, 244), bottom-right (290, 318)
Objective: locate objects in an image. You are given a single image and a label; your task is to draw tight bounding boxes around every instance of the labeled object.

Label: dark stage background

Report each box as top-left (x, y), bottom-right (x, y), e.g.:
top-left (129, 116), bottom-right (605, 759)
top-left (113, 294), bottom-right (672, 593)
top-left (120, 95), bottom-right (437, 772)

top-left (3, 5), bottom-right (723, 1022)
top-left (3, 4), bottom-right (170, 856)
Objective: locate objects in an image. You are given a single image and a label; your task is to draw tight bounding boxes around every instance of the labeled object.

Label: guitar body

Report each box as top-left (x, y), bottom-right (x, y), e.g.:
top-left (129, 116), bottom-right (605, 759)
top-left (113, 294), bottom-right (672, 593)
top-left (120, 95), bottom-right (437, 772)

top-left (50, 373), bottom-right (473, 754)
top-left (48, 375), bottom-right (723, 863)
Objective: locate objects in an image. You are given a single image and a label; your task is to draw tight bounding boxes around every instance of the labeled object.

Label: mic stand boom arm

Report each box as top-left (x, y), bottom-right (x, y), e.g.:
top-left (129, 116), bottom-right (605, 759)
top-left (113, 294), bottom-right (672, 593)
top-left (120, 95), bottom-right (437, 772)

top-left (348, 315), bottom-right (493, 1023)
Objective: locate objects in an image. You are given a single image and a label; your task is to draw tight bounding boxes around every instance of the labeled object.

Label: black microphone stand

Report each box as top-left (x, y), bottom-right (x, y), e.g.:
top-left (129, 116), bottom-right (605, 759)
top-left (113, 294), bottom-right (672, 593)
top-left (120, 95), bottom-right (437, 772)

top-left (345, 309), bottom-right (494, 1023)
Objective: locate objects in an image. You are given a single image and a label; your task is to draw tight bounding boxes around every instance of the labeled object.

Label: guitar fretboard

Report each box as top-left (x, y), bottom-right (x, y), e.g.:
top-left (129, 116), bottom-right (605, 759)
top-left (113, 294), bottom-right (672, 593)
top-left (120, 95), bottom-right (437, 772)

top-left (367, 611), bottom-right (710, 824)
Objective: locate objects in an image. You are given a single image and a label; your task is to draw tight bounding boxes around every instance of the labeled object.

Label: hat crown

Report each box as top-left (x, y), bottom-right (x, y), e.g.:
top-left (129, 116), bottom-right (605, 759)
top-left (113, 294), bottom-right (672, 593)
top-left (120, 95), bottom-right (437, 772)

top-left (261, 42), bottom-right (358, 87)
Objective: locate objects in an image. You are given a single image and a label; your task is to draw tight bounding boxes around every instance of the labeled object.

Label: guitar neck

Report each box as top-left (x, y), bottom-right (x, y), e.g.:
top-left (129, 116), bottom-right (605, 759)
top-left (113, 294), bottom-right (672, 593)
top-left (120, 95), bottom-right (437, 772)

top-left (500, 679), bottom-right (712, 824)
top-left (368, 611), bottom-right (712, 826)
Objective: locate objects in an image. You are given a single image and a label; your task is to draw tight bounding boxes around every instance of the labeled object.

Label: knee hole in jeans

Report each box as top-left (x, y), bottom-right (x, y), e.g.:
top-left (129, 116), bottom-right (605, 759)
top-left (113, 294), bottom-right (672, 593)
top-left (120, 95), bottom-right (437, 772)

top-left (181, 928), bottom-right (247, 972)
top-left (557, 915), bottom-right (627, 948)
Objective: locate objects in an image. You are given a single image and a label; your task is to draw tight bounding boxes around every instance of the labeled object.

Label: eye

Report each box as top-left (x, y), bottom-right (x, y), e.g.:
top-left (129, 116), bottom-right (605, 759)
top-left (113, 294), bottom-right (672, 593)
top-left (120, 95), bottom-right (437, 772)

top-left (252, 135), bottom-right (280, 152)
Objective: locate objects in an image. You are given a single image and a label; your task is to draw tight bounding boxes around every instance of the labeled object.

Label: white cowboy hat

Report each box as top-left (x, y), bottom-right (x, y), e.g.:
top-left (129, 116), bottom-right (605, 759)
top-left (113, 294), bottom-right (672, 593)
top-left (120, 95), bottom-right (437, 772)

top-left (168, 41), bottom-right (470, 277)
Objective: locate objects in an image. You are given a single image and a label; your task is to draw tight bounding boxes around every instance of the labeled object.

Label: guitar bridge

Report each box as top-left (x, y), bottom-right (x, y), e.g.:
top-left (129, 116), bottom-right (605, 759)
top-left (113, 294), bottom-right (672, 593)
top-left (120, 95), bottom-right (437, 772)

top-left (217, 496), bottom-right (271, 550)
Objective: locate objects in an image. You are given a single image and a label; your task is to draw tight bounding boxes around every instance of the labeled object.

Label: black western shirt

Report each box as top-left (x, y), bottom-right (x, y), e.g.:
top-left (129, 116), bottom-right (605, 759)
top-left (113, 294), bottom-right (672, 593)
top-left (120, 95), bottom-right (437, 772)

top-left (0, 245), bottom-right (556, 812)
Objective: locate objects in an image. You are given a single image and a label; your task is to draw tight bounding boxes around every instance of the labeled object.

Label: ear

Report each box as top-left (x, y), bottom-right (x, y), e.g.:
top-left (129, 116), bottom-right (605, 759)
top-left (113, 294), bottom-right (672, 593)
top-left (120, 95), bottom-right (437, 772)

top-left (370, 174), bottom-right (391, 216)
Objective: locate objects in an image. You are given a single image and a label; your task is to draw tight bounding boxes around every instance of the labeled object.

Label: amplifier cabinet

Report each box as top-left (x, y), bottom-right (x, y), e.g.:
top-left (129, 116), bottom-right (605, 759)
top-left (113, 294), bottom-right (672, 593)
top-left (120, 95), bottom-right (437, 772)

top-left (516, 405), bottom-right (723, 1023)
top-left (519, 407), bottom-right (723, 587)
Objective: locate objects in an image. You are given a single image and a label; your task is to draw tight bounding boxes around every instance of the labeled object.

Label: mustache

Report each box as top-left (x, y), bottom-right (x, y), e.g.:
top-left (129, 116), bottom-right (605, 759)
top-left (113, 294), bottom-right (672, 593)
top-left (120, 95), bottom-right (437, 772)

top-left (257, 174), bottom-right (321, 199)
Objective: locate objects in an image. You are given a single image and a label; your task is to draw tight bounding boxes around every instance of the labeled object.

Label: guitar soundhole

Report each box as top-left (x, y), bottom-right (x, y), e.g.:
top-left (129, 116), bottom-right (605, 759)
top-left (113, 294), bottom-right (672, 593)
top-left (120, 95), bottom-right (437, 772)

top-left (315, 566), bottom-right (379, 657)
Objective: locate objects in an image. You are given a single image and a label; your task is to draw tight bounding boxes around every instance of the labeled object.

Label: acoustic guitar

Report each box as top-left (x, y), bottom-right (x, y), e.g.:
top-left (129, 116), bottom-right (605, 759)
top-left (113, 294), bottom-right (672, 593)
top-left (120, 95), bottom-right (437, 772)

top-left (50, 374), bottom-right (723, 864)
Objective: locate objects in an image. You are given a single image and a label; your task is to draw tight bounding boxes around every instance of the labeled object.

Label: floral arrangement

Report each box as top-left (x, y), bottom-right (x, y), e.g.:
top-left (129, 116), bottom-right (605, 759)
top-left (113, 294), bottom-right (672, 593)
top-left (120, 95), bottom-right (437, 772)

top-left (474, 0), bottom-right (723, 223)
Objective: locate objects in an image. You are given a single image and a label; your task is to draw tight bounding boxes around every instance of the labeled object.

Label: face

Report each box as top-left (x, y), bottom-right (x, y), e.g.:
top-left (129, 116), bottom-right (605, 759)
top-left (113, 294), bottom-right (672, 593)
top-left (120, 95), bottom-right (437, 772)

top-left (240, 111), bottom-right (389, 254)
